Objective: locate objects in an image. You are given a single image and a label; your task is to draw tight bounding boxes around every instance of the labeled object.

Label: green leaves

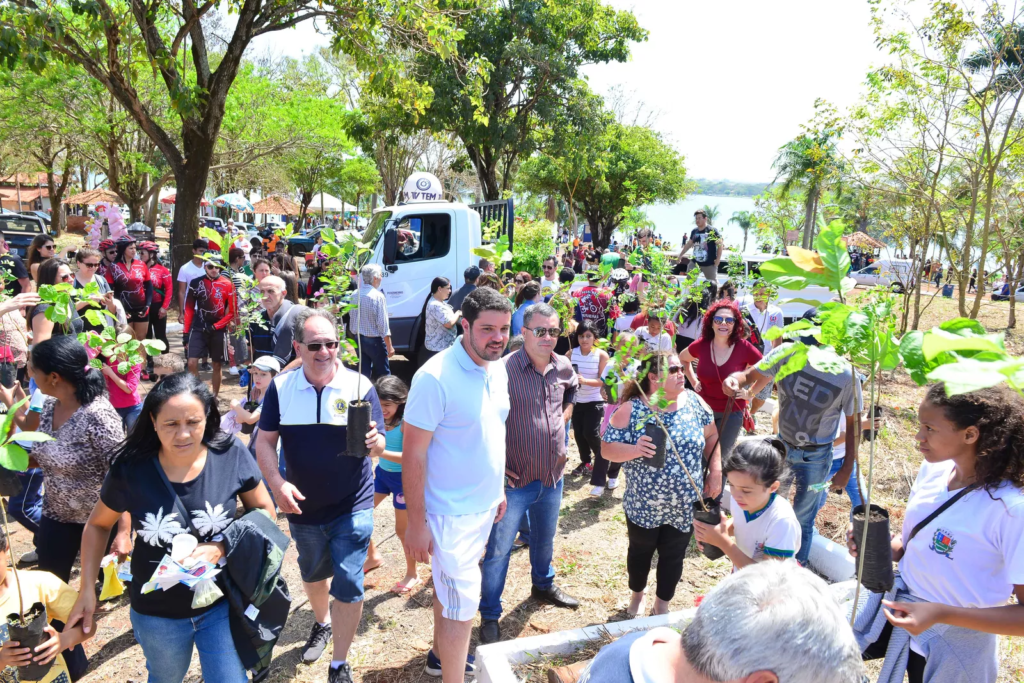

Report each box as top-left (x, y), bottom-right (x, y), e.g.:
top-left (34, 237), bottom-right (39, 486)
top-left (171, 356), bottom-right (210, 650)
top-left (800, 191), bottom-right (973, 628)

top-left (758, 257), bottom-right (833, 290)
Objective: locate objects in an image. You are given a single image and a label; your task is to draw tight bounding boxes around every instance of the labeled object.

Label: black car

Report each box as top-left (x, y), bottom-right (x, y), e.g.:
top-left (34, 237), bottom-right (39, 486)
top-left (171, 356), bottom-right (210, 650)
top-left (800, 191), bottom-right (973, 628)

top-left (0, 214), bottom-right (48, 257)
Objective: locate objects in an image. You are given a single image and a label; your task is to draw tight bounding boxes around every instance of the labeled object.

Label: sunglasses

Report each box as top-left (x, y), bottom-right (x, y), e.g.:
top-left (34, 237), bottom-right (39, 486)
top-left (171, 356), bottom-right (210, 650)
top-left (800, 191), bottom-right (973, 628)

top-left (81, 261), bottom-right (100, 268)
top-left (666, 365), bottom-right (684, 375)
top-left (713, 316), bottom-right (736, 325)
top-left (59, 273), bottom-right (73, 282)
top-left (543, 264), bottom-right (555, 270)
top-left (303, 340), bottom-right (340, 351)
top-left (42, 244), bottom-right (55, 251)
top-left (525, 327), bottom-right (561, 338)
top-left (205, 264), bottom-right (222, 270)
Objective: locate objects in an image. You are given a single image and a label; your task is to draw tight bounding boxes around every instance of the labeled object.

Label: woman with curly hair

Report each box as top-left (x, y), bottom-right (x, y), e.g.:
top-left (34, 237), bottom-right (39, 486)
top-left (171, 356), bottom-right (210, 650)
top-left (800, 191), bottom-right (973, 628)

top-left (678, 299), bottom-right (762, 462)
top-left (849, 383), bottom-right (1024, 683)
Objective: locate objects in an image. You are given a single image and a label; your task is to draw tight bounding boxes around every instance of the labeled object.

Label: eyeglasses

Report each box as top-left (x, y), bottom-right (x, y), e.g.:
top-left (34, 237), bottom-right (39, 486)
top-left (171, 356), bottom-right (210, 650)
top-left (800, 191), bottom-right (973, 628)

top-left (525, 327), bottom-right (560, 338)
top-left (81, 261), bottom-right (100, 268)
top-left (713, 316), bottom-right (736, 325)
top-left (303, 340), bottom-right (340, 351)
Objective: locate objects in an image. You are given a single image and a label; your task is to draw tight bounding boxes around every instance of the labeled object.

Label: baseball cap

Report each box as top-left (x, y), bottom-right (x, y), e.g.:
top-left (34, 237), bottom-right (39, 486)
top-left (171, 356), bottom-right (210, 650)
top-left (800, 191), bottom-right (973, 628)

top-left (251, 356), bottom-right (282, 373)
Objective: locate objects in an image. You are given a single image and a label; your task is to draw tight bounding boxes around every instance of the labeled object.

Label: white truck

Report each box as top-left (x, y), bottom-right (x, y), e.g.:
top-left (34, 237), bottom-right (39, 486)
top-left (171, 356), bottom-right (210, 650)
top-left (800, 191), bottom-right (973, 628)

top-left (361, 173), bottom-right (514, 355)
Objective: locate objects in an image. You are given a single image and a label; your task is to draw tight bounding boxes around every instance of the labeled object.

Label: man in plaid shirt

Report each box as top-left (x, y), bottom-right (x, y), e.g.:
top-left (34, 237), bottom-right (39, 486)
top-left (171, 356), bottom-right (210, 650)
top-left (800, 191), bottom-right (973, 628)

top-left (355, 263), bottom-right (393, 379)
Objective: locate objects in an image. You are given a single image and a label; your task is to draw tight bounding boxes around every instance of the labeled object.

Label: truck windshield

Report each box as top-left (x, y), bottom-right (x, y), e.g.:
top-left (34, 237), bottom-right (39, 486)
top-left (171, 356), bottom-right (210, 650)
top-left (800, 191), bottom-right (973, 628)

top-left (0, 217), bottom-right (43, 234)
top-left (362, 211), bottom-right (392, 250)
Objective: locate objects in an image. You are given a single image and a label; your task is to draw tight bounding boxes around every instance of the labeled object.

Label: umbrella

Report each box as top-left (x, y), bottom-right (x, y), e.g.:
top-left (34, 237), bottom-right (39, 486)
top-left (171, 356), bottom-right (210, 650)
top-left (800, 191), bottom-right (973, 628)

top-left (252, 195), bottom-right (300, 215)
top-left (160, 193), bottom-right (210, 207)
top-left (65, 188), bottom-right (121, 205)
top-left (842, 231), bottom-right (885, 250)
top-left (213, 193), bottom-right (255, 213)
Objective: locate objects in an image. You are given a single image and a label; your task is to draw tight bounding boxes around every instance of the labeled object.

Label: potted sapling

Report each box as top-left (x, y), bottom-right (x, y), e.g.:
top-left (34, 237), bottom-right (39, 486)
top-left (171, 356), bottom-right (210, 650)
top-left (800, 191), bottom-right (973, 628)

top-left (0, 398), bottom-right (54, 679)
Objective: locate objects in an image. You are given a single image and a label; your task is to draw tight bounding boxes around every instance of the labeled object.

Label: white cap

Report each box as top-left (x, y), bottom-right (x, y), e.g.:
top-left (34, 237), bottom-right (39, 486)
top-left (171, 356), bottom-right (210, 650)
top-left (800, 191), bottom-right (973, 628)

top-left (251, 356), bottom-right (282, 373)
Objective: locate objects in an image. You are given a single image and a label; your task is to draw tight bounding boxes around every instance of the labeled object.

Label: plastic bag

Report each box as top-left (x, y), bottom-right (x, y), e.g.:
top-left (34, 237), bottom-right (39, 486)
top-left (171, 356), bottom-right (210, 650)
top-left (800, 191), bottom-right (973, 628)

top-left (99, 554), bottom-right (125, 601)
top-left (191, 577), bottom-right (224, 610)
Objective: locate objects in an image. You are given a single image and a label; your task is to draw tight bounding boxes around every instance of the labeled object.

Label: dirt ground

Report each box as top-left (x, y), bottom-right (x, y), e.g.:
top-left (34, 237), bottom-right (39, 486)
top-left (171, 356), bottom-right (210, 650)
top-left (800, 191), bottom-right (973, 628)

top-left (10, 271), bottom-right (1023, 681)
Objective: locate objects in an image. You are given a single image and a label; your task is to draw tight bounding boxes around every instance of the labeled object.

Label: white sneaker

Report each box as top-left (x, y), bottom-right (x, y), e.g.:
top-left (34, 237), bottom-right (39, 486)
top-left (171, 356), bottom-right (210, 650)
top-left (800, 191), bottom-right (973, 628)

top-left (607, 477), bottom-right (619, 490)
top-left (229, 366), bottom-right (239, 376)
top-left (589, 486), bottom-right (605, 497)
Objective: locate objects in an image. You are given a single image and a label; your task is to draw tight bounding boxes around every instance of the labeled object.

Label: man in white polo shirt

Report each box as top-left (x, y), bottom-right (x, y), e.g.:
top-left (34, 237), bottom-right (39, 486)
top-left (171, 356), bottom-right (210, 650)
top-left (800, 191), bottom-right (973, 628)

top-left (403, 287), bottom-right (513, 680)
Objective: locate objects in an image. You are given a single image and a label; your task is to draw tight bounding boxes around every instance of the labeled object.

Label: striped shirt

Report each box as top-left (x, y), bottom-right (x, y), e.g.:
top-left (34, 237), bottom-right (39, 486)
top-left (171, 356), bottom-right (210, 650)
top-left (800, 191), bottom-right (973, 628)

top-left (503, 349), bottom-right (578, 488)
top-left (570, 346), bottom-right (603, 403)
top-left (356, 284), bottom-right (391, 338)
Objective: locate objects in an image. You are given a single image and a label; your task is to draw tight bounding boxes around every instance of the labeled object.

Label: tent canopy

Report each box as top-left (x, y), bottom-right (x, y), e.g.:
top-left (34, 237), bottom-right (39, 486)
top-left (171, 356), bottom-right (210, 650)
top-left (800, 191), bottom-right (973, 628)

top-left (65, 188), bottom-right (121, 205)
top-left (306, 193), bottom-right (356, 213)
top-left (253, 195), bottom-right (300, 215)
top-left (842, 231), bottom-right (885, 250)
top-left (160, 193), bottom-right (210, 206)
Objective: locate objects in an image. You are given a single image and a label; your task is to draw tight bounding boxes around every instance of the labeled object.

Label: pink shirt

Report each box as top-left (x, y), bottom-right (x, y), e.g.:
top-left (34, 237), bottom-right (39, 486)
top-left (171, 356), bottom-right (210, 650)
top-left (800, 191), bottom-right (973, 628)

top-left (105, 360), bottom-right (142, 409)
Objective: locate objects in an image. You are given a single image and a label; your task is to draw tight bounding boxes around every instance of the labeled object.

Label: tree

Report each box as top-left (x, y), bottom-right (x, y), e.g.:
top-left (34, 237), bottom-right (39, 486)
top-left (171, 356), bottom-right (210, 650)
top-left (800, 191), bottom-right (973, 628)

top-left (772, 101), bottom-right (846, 249)
top-left (329, 156), bottom-right (380, 220)
top-left (521, 96), bottom-right (689, 247)
top-left (701, 204), bottom-right (720, 224)
top-left (417, 0), bottom-right (647, 200)
top-left (0, 0), bottom-right (473, 275)
top-left (728, 210), bottom-right (756, 252)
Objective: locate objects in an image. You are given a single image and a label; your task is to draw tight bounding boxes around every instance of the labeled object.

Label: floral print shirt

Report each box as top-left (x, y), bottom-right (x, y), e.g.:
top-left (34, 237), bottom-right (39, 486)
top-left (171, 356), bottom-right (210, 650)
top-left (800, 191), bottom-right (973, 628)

top-left (602, 393), bottom-right (711, 532)
top-left (34, 396), bottom-right (124, 524)
top-left (424, 298), bottom-right (458, 352)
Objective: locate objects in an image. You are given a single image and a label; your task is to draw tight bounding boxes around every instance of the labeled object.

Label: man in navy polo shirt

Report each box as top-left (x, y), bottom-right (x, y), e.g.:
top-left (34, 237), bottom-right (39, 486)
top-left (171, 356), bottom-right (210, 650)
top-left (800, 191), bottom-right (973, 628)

top-left (255, 307), bottom-right (385, 683)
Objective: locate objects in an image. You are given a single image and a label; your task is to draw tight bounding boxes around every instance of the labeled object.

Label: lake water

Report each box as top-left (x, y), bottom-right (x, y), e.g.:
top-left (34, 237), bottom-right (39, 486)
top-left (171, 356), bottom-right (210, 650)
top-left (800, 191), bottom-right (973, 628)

top-left (639, 194), bottom-right (759, 253)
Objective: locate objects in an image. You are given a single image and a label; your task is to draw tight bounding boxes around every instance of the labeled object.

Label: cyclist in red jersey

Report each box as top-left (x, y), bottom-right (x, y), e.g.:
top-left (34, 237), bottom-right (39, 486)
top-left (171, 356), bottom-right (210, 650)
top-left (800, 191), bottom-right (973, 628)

top-left (183, 257), bottom-right (236, 396)
top-left (106, 238), bottom-right (152, 344)
top-left (138, 241), bottom-right (171, 379)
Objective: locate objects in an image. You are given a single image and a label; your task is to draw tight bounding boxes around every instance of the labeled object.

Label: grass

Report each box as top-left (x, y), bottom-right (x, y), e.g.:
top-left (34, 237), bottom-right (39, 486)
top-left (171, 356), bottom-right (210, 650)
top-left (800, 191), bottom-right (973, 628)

top-left (2, 291), bottom-right (1020, 681)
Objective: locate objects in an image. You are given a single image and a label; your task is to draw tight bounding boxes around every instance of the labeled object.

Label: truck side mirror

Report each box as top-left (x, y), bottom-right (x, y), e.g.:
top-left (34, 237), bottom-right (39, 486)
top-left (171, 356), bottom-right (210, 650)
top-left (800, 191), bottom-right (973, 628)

top-left (383, 228), bottom-right (398, 265)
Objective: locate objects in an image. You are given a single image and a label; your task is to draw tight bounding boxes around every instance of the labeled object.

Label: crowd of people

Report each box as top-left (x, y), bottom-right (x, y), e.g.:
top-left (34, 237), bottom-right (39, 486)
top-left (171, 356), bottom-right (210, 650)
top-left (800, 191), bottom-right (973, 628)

top-left (0, 210), bottom-right (1017, 683)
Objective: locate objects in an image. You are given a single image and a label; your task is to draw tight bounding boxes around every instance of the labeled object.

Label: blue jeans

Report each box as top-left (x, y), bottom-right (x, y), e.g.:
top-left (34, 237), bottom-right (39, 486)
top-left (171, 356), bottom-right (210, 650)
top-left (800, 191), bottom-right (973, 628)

top-left (358, 335), bottom-right (390, 379)
top-left (130, 600), bottom-right (247, 683)
top-left (781, 440), bottom-right (834, 564)
top-left (9, 468), bottom-right (43, 535)
top-left (815, 458), bottom-right (863, 518)
top-left (116, 403), bottom-right (144, 431)
top-left (289, 508), bottom-right (373, 602)
top-left (480, 478), bottom-right (562, 621)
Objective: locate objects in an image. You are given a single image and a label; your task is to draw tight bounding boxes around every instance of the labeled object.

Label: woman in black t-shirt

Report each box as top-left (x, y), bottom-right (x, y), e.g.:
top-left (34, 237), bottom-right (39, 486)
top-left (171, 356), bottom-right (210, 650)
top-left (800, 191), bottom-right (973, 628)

top-left (31, 258), bottom-right (84, 344)
top-left (68, 372), bottom-right (274, 683)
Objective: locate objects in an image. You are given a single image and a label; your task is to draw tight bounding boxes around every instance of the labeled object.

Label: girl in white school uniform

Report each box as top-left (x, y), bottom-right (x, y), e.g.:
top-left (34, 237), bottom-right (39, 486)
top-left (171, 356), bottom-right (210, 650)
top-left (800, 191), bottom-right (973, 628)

top-left (693, 436), bottom-right (801, 568)
top-left (849, 384), bottom-right (1024, 683)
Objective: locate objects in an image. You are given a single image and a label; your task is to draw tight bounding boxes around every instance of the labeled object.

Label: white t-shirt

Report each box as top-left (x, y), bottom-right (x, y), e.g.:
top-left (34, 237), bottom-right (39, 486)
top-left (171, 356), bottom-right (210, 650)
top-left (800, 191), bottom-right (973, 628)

top-left (540, 277), bottom-right (558, 293)
top-left (635, 327), bottom-right (672, 353)
top-left (746, 303), bottom-right (784, 355)
top-left (405, 340), bottom-right (510, 516)
top-left (900, 460), bottom-right (1024, 609)
top-left (725, 493), bottom-right (801, 562)
top-left (613, 314), bottom-right (637, 332)
top-left (176, 260), bottom-right (206, 286)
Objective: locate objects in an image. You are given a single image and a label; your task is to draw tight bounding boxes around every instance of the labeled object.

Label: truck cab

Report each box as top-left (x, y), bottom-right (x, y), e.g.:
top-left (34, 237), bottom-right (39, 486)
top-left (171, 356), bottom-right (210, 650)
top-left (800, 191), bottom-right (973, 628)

top-left (360, 173), bottom-right (513, 355)
top-left (0, 214), bottom-right (48, 258)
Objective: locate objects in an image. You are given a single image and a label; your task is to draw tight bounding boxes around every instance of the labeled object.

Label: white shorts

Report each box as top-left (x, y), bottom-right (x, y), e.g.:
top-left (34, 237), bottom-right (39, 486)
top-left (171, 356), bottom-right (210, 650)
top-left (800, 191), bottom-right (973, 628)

top-left (427, 507), bottom-right (497, 622)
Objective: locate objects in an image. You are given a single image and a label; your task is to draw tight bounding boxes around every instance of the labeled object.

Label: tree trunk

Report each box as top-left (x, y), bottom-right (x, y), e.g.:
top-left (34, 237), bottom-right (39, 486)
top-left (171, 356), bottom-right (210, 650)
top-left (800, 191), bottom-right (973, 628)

top-left (170, 138), bottom-right (213, 299)
top-left (801, 191), bottom-right (816, 249)
top-left (466, 145), bottom-right (501, 201)
top-left (45, 169), bottom-right (66, 237)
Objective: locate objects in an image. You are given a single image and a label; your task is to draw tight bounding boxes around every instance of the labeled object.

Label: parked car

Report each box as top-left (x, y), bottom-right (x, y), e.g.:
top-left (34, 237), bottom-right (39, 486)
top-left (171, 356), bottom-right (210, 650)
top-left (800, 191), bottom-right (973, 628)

top-left (0, 214), bottom-right (49, 258)
top-left (850, 259), bottom-right (915, 293)
top-left (716, 251), bottom-right (848, 322)
top-left (29, 210), bottom-right (51, 225)
top-left (201, 216), bottom-right (225, 232)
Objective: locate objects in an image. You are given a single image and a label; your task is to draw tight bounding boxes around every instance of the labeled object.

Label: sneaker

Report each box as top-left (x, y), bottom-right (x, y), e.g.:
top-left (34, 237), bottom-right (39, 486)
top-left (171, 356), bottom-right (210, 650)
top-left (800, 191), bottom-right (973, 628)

top-left (229, 366), bottom-right (240, 376)
top-left (301, 622), bottom-right (332, 663)
top-left (589, 486), bottom-right (605, 497)
top-left (18, 550), bottom-right (37, 565)
top-left (200, 361), bottom-right (213, 372)
top-left (607, 477), bottom-right (619, 490)
top-left (328, 663), bottom-right (353, 683)
top-left (424, 649), bottom-right (476, 677)
top-left (571, 462), bottom-right (593, 476)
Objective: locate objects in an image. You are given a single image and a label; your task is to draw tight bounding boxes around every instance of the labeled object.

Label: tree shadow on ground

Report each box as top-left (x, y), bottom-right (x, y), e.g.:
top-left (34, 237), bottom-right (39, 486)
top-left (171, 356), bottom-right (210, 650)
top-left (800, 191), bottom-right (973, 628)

top-left (557, 493), bottom-right (622, 534)
top-left (85, 628), bottom-right (137, 670)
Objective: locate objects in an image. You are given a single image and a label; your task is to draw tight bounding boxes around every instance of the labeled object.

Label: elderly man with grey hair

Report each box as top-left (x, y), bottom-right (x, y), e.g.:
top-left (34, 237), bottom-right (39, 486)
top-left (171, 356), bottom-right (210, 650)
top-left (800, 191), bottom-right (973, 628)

top-left (577, 560), bottom-right (864, 683)
top-left (356, 263), bottom-right (393, 379)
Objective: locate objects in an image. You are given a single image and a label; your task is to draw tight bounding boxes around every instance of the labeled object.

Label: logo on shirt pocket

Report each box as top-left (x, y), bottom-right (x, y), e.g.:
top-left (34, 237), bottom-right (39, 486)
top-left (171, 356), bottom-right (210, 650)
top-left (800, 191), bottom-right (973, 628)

top-left (333, 398), bottom-right (348, 414)
top-left (929, 528), bottom-right (957, 559)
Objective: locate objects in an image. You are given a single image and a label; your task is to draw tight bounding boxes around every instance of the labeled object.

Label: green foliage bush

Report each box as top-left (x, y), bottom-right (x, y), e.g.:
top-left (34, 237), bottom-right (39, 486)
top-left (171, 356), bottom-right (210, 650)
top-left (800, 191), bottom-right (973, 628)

top-left (511, 218), bottom-right (557, 276)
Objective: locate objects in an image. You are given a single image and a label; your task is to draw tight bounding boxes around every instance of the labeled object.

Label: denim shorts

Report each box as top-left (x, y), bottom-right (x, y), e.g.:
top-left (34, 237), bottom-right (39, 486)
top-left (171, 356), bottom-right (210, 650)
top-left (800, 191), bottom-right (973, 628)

top-left (373, 465), bottom-right (406, 510)
top-left (289, 508), bottom-right (373, 602)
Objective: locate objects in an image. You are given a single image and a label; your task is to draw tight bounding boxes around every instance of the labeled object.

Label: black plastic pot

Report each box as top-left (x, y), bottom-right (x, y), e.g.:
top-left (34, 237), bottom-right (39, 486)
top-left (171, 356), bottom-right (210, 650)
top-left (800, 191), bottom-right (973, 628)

top-left (0, 468), bottom-right (22, 497)
top-left (240, 401), bottom-right (260, 435)
top-left (692, 498), bottom-right (726, 560)
top-left (862, 405), bottom-right (883, 442)
top-left (0, 363), bottom-right (16, 389)
top-left (8, 602), bottom-right (53, 681)
top-left (852, 504), bottom-right (895, 592)
top-left (345, 401), bottom-right (372, 457)
top-left (571, 364), bottom-right (579, 375)
top-left (643, 422), bottom-right (667, 469)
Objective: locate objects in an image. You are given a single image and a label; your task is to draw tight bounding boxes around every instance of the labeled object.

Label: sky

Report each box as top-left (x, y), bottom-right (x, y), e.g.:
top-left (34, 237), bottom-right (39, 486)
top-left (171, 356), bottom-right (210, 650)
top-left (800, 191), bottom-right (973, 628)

top-left (250, 0), bottom-right (887, 183)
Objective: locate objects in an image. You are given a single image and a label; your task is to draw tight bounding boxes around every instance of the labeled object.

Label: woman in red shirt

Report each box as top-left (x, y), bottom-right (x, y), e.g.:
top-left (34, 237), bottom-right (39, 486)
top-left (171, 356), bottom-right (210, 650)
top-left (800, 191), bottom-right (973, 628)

top-left (679, 299), bottom-right (762, 466)
top-left (138, 242), bottom-right (171, 377)
top-left (106, 238), bottom-right (152, 344)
